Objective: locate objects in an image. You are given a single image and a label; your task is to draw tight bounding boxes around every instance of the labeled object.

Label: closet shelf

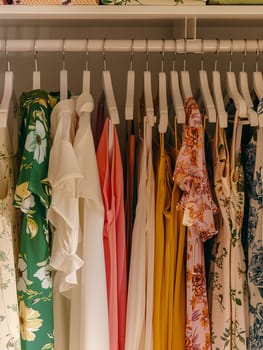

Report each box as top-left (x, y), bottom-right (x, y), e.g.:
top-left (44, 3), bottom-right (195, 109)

top-left (1, 5), bottom-right (263, 21)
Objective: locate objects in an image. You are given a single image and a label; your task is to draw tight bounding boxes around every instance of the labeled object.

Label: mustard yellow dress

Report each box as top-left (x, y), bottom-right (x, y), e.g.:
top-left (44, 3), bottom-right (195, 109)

top-left (153, 120), bottom-right (185, 350)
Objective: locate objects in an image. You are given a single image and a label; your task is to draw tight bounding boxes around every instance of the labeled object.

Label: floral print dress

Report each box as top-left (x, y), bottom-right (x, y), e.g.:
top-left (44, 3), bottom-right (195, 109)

top-left (247, 99), bottom-right (263, 349)
top-left (229, 111), bottom-right (248, 349)
top-left (209, 108), bottom-right (248, 349)
top-left (208, 120), bottom-right (232, 349)
top-left (14, 90), bottom-right (57, 350)
top-left (173, 97), bottom-right (218, 350)
top-left (0, 128), bottom-right (21, 350)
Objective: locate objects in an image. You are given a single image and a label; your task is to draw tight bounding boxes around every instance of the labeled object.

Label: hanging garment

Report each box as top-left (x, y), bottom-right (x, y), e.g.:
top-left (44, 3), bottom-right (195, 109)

top-left (153, 128), bottom-right (185, 350)
top-left (169, 120), bottom-right (186, 350)
top-left (14, 90), bottom-right (56, 350)
top-left (208, 120), bottom-right (232, 349)
top-left (125, 115), bottom-right (155, 350)
top-left (94, 93), bottom-right (105, 150)
top-left (247, 100), bottom-right (263, 350)
top-left (0, 127), bottom-right (21, 350)
top-left (229, 109), bottom-right (248, 349)
top-left (125, 119), bottom-right (136, 275)
top-left (173, 97), bottom-right (217, 350)
top-left (48, 98), bottom-right (83, 350)
top-left (241, 126), bottom-right (256, 269)
top-left (97, 117), bottom-right (127, 350)
top-left (70, 92), bottom-right (110, 350)
top-left (153, 132), bottom-right (173, 350)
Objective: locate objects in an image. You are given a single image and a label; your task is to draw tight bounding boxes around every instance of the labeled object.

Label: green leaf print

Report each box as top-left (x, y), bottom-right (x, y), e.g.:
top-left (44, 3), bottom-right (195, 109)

top-left (236, 298), bottom-right (242, 306)
top-left (41, 343), bottom-right (54, 350)
top-left (220, 325), bottom-right (231, 349)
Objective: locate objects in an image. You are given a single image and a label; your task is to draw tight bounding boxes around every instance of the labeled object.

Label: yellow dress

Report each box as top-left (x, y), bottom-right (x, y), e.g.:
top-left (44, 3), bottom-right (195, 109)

top-left (153, 132), bottom-right (167, 350)
top-left (153, 121), bottom-right (186, 350)
top-left (169, 121), bottom-right (186, 350)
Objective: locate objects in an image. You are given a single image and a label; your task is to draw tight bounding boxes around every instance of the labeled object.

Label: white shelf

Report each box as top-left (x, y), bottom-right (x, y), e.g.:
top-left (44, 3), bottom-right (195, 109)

top-left (1, 5), bottom-right (263, 21)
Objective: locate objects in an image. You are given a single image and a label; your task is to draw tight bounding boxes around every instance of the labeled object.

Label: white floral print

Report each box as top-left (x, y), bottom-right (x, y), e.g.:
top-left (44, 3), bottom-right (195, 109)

top-left (0, 128), bottom-right (21, 350)
top-left (21, 195), bottom-right (35, 213)
top-left (17, 256), bottom-right (33, 292)
top-left (33, 261), bottom-right (52, 289)
top-left (25, 120), bottom-right (47, 164)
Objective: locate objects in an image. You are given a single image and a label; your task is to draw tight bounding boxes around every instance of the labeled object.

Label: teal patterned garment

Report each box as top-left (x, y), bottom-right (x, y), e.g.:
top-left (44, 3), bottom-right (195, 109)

top-left (14, 90), bottom-right (57, 350)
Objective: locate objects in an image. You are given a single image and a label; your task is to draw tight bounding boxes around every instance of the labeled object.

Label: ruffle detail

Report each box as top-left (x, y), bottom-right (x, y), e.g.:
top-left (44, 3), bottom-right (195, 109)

top-left (50, 249), bottom-right (84, 294)
top-left (174, 97), bottom-right (218, 242)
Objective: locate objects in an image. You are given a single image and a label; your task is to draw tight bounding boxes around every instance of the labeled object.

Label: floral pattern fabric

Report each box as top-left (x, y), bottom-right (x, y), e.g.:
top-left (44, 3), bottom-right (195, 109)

top-left (208, 121), bottom-right (232, 349)
top-left (173, 97), bottom-right (217, 350)
top-left (14, 90), bottom-right (57, 350)
top-left (247, 99), bottom-right (263, 350)
top-left (209, 113), bottom-right (248, 349)
top-left (0, 129), bottom-right (21, 350)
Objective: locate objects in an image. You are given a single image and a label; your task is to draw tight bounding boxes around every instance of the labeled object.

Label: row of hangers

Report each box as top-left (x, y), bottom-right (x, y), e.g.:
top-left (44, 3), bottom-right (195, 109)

top-left (2, 37), bottom-right (263, 145)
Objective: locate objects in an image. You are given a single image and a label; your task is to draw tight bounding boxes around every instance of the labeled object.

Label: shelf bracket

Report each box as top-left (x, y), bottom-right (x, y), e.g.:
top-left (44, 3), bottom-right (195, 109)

top-left (173, 16), bottom-right (197, 40)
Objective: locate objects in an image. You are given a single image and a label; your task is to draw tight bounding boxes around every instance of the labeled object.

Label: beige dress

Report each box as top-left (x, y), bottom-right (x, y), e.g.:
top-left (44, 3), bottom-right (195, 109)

top-left (0, 127), bottom-right (21, 350)
top-left (125, 115), bottom-right (155, 350)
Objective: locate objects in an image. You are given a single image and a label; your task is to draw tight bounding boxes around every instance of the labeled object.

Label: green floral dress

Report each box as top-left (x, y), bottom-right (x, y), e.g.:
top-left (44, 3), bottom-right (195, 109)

top-left (14, 90), bottom-right (57, 350)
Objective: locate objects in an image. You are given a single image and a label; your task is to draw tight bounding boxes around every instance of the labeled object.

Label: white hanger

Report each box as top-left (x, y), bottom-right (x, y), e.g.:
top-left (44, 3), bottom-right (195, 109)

top-left (253, 71), bottom-right (263, 100)
top-left (170, 39), bottom-right (185, 124)
top-left (82, 39), bottom-right (91, 93)
top-left (33, 40), bottom-right (40, 90)
top-left (125, 39), bottom-right (135, 121)
top-left (226, 40), bottom-right (248, 120)
top-left (238, 40), bottom-right (258, 126)
top-left (60, 39), bottom-right (68, 101)
top-left (77, 40), bottom-right (94, 115)
top-left (180, 38), bottom-right (193, 101)
top-left (144, 39), bottom-right (155, 127)
top-left (0, 41), bottom-right (14, 129)
top-left (199, 39), bottom-right (216, 123)
top-left (0, 41), bottom-right (18, 155)
top-left (76, 91), bottom-right (94, 117)
top-left (158, 39), bottom-right (168, 133)
top-left (252, 40), bottom-right (263, 127)
top-left (212, 39), bottom-right (228, 128)
top-left (102, 39), bottom-right (119, 125)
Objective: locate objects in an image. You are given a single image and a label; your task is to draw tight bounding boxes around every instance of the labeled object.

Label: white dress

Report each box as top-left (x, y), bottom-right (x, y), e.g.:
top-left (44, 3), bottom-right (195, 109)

top-left (69, 92), bottom-right (110, 350)
top-left (48, 99), bottom-right (83, 350)
top-left (0, 127), bottom-right (21, 350)
top-left (125, 115), bottom-right (155, 350)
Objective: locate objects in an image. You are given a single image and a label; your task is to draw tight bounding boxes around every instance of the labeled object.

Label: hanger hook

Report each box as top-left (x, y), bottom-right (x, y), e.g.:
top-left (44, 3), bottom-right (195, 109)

top-left (85, 38), bottom-right (89, 71)
top-left (5, 40), bottom-right (10, 72)
top-left (145, 38), bottom-right (149, 71)
top-left (130, 38), bottom-right (134, 71)
top-left (229, 38), bottom-right (233, 72)
top-left (62, 39), bottom-right (66, 71)
top-left (172, 39), bottom-right (177, 71)
top-left (161, 38), bottom-right (165, 72)
top-left (256, 38), bottom-right (260, 72)
top-left (103, 38), bottom-right (107, 71)
top-left (201, 38), bottom-right (204, 71)
top-left (183, 38), bottom-right (187, 71)
top-left (34, 39), bottom-right (38, 72)
top-left (242, 38), bottom-right (247, 72)
top-left (214, 38), bottom-right (220, 71)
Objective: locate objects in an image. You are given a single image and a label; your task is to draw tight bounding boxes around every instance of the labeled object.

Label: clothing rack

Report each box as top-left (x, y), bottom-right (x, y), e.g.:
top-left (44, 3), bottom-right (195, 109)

top-left (2, 38), bottom-right (263, 54)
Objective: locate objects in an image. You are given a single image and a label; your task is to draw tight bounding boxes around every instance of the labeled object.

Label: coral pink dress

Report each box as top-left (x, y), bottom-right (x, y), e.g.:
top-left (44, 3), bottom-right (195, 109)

top-left (97, 117), bottom-right (127, 350)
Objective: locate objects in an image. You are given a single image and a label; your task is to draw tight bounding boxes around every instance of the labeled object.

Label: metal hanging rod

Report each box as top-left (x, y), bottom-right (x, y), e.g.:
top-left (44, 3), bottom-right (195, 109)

top-left (1, 39), bottom-right (263, 54)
